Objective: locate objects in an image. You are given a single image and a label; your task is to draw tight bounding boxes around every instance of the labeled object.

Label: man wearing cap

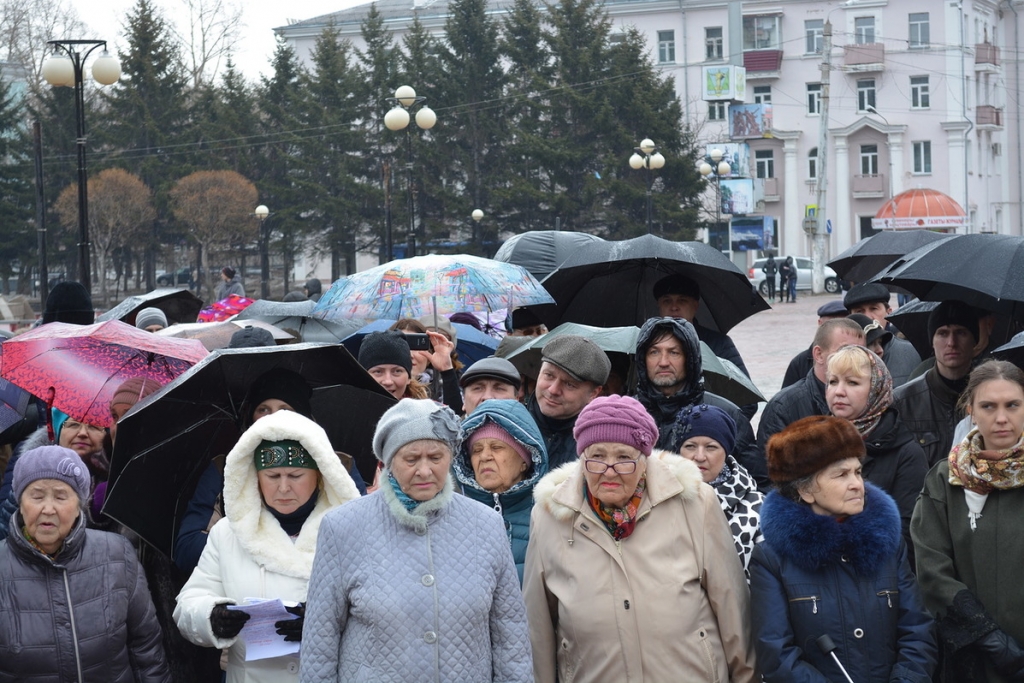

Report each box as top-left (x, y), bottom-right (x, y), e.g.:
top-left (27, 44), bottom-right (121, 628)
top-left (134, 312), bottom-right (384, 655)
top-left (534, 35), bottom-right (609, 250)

top-left (756, 318), bottom-right (865, 477)
top-left (635, 316), bottom-right (767, 488)
top-left (844, 283), bottom-right (921, 387)
top-left (527, 334), bottom-right (609, 469)
top-left (460, 357), bottom-right (522, 415)
top-left (509, 308), bottom-right (548, 337)
top-left (780, 300), bottom-right (850, 388)
top-left (894, 300), bottom-right (980, 467)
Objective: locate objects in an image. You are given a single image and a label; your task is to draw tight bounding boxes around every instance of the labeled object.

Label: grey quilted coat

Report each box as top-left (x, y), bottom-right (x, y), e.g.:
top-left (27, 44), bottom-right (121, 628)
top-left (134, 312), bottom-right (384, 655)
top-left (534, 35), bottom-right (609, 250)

top-left (299, 478), bottom-right (533, 682)
top-left (0, 511), bottom-right (171, 683)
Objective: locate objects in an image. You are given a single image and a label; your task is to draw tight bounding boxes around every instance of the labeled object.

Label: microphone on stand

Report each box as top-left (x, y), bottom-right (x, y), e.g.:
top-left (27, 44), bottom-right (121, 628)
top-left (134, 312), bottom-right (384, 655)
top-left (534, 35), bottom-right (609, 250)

top-left (816, 634), bottom-right (855, 683)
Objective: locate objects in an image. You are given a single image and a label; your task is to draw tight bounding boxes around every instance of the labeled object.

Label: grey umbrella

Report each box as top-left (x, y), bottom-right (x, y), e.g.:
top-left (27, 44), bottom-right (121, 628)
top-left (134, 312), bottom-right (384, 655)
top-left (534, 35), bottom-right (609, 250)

top-left (493, 230), bottom-right (606, 281)
top-left (234, 299), bottom-right (363, 343)
top-left (97, 288), bottom-right (204, 326)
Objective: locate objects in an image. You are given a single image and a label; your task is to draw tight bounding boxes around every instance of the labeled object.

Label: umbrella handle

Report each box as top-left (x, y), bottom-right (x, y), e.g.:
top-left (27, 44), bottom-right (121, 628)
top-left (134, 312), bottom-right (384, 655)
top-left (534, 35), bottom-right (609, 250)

top-left (45, 387), bottom-right (55, 443)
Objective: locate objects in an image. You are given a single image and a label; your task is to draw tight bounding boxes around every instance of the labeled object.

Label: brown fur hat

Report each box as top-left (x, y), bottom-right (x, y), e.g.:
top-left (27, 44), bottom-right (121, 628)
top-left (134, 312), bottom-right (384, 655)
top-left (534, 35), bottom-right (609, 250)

top-left (766, 415), bottom-right (865, 484)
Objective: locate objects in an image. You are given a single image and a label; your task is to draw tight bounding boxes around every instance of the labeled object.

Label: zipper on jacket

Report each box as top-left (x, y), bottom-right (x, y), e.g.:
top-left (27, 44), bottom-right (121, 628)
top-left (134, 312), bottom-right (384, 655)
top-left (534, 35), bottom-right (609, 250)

top-left (877, 590), bottom-right (898, 608)
top-left (790, 595), bottom-right (819, 614)
top-left (62, 568), bottom-right (85, 683)
top-left (492, 493), bottom-right (503, 516)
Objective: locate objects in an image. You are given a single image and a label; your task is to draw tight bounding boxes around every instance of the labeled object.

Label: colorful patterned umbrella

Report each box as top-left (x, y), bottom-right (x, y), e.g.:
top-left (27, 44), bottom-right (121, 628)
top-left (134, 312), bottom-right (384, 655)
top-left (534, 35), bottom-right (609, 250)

top-left (312, 254), bottom-right (554, 323)
top-left (197, 294), bottom-right (256, 322)
top-left (0, 320), bottom-right (208, 427)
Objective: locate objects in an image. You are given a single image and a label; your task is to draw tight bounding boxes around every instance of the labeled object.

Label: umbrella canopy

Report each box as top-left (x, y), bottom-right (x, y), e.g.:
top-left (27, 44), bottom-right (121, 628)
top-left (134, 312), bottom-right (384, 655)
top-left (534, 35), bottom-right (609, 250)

top-left (156, 320), bottom-right (294, 351)
top-left (342, 319), bottom-right (499, 367)
top-left (312, 253), bottom-right (554, 323)
top-left (0, 320), bottom-right (208, 427)
top-left (96, 288), bottom-right (204, 326)
top-left (540, 235), bottom-right (769, 332)
top-left (492, 230), bottom-right (606, 281)
top-left (828, 229), bottom-right (947, 283)
top-left (993, 331), bottom-right (1024, 368)
top-left (198, 294), bottom-right (255, 322)
top-left (885, 300), bottom-right (938, 358)
top-left (103, 343), bottom-right (395, 557)
top-left (504, 322), bottom-right (765, 406)
top-left (234, 299), bottom-right (363, 343)
top-left (871, 188), bottom-right (966, 231)
top-left (873, 234), bottom-right (1024, 315)
top-left (0, 376), bottom-right (31, 433)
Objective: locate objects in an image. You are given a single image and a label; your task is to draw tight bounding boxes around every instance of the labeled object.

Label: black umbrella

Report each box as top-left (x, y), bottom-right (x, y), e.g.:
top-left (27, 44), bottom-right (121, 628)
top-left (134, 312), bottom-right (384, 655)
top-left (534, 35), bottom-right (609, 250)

top-left (234, 299), bottom-right (363, 343)
top-left (97, 288), bottom-right (205, 326)
top-left (102, 342), bottom-right (395, 557)
top-left (828, 229), bottom-right (948, 283)
top-left (493, 230), bottom-right (606, 281)
top-left (885, 300), bottom-right (939, 358)
top-left (993, 332), bottom-right (1024, 368)
top-left (540, 235), bottom-right (769, 332)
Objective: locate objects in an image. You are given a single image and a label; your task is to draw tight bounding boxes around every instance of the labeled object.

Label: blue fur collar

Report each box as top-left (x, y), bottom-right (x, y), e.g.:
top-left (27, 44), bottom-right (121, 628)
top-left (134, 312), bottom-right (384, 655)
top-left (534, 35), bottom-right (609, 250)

top-left (760, 481), bottom-right (900, 577)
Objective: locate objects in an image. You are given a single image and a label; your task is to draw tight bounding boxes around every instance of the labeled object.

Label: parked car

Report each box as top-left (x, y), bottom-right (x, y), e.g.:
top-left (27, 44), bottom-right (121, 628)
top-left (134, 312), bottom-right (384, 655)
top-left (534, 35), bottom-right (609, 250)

top-left (747, 256), bottom-right (842, 295)
top-left (156, 267), bottom-right (195, 287)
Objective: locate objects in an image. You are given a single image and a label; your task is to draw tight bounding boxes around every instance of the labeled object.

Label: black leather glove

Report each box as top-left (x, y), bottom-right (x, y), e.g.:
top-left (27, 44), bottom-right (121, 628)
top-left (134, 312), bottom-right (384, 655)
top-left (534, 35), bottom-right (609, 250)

top-left (275, 603), bottom-right (305, 642)
top-left (210, 604), bottom-right (250, 639)
top-left (976, 628), bottom-right (1024, 680)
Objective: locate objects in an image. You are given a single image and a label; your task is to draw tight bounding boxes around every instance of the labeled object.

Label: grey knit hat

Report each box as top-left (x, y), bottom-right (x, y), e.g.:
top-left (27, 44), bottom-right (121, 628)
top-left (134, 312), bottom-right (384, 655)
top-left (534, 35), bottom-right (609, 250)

top-left (134, 307), bottom-right (168, 330)
top-left (373, 399), bottom-right (461, 467)
top-left (13, 445), bottom-right (91, 503)
top-left (541, 335), bottom-right (611, 385)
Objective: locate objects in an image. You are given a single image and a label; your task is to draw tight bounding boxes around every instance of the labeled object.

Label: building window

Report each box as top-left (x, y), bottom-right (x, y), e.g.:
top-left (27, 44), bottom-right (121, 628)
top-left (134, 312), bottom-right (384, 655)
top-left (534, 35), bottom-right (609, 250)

top-left (909, 13), bottom-right (930, 48)
top-left (658, 30), bottom-right (676, 63)
top-left (913, 141), bottom-right (932, 173)
top-left (743, 15), bottom-right (781, 50)
top-left (755, 149), bottom-right (775, 178)
top-left (807, 83), bottom-right (822, 114)
top-left (705, 27), bottom-right (723, 60)
top-left (609, 33), bottom-right (625, 45)
top-left (857, 79), bottom-right (876, 112)
top-left (911, 76), bottom-right (930, 109)
top-left (708, 101), bottom-right (727, 120)
top-left (805, 20), bottom-right (823, 54)
top-left (860, 144), bottom-right (879, 175)
top-left (808, 147), bottom-right (818, 179)
top-left (855, 16), bottom-right (876, 44)
top-left (753, 85), bottom-right (772, 104)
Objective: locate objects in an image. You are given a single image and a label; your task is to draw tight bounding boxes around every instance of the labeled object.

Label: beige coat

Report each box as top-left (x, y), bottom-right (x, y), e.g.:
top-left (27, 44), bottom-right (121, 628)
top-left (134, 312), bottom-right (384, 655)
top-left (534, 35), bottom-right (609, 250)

top-left (523, 450), bottom-right (757, 683)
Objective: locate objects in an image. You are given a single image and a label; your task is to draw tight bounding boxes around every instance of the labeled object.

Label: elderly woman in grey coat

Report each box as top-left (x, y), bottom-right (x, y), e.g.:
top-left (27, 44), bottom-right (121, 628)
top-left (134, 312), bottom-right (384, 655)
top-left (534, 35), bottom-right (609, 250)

top-left (299, 398), bottom-right (533, 682)
top-left (0, 446), bottom-right (170, 682)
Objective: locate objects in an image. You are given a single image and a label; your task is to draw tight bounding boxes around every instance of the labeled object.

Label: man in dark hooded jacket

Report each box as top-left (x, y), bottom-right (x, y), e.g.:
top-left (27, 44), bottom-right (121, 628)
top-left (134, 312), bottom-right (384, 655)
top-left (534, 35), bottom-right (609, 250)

top-left (634, 317), bottom-right (767, 488)
top-left (304, 278), bottom-right (323, 302)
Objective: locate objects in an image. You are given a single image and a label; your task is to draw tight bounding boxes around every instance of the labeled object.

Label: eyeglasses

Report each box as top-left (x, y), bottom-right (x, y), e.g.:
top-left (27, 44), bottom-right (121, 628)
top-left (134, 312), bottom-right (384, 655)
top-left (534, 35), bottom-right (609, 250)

top-left (584, 458), bottom-right (639, 475)
top-left (63, 421), bottom-right (106, 435)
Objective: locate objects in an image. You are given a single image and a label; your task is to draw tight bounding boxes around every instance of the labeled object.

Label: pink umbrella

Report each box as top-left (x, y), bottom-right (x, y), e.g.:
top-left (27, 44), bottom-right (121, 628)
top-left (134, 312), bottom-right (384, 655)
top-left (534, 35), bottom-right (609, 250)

top-left (0, 320), bottom-right (208, 427)
top-left (198, 294), bottom-right (256, 322)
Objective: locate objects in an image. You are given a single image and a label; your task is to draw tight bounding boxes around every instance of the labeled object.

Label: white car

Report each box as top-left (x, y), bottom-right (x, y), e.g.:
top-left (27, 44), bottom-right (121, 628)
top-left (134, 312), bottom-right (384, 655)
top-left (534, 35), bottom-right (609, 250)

top-left (747, 256), bottom-right (842, 296)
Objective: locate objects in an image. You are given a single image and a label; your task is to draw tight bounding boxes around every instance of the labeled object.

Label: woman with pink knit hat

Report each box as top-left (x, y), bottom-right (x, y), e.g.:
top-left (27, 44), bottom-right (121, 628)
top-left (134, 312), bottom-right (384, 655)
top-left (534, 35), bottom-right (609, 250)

top-left (522, 394), bottom-right (757, 683)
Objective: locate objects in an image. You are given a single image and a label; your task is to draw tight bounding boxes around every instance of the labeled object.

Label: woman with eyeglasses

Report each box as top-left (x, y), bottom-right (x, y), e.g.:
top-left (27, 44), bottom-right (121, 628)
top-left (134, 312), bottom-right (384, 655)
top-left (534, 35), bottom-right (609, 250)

top-left (523, 395), bottom-right (757, 683)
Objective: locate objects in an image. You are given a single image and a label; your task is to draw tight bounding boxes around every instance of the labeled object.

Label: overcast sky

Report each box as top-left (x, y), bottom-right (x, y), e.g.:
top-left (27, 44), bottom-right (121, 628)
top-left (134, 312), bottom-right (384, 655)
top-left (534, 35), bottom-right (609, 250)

top-left (72, 0), bottom-right (366, 82)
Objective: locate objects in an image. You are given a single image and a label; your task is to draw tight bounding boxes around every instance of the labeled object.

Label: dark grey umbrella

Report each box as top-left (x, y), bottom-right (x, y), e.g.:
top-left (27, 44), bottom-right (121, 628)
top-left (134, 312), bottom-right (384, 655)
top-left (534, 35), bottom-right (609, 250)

top-left (97, 288), bottom-right (204, 325)
top-left (540, 235), bottom-right (769, 332)
top-left (493, 230), bottom-right (606, 281)
top-left (828, 229), bottom-right (948, 283)
top-left (885, 300), bottom-right (939, 358)
top-left (234, 299), bottom-right (363, 343)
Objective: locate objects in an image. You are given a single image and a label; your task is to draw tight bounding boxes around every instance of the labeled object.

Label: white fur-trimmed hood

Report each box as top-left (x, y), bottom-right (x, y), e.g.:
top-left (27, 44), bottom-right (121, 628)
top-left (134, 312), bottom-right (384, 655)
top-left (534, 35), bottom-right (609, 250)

top-left (223, 410), bottom-right (360, 579)
top-left (533, 449), bottom-right (704, 522)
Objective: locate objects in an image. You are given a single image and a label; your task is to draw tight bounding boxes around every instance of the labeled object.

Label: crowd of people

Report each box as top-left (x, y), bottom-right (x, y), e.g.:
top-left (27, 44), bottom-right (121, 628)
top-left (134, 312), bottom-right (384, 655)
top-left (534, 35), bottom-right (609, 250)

top-left (0, 270), bottom-right (1023, 683)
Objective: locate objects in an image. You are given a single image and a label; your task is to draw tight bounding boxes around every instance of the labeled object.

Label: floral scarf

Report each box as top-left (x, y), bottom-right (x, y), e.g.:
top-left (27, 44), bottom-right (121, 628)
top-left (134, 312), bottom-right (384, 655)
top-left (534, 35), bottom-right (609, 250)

top-left (847, 347), bottom-right (893, 438)
top-left (584, 475), bottom-right (647, 540)
top-left (949, 427), bottom-right (1024, 494)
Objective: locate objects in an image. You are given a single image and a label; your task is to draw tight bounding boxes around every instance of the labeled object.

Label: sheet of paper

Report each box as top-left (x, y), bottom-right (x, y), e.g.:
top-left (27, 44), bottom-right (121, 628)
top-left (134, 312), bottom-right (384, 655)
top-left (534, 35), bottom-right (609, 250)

top-left (226, 598), bottom-right (300, 661)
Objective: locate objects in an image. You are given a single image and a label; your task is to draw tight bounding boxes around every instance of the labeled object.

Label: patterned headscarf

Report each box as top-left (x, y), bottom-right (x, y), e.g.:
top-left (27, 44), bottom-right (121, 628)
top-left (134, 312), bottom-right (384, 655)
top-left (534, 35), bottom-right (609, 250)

top-left (835, 346), bottom-right (892, 438)
top-left (949, 427), bottom-right (1024, 495)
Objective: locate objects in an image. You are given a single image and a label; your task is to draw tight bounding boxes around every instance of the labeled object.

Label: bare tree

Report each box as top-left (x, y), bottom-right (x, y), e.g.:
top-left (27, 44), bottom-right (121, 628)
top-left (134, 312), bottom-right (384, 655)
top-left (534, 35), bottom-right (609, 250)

top-left (0, 0), bottom-right (86, 88)
top-left (173, 0), bottom-right (243, 89)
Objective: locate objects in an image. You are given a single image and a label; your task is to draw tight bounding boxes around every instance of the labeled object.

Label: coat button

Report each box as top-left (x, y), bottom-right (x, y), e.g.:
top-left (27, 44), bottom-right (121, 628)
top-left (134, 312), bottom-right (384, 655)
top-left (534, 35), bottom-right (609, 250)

top-left (854, 628), bottom-right (864, 639)
top-left (287, 661), bottom-right (298, 673)
top-left (415, 527), bottom-right (427, 536)
top-left (424, 631), bottom-right (438, 644)
top-left (422, 574), bottom-right (435, 587)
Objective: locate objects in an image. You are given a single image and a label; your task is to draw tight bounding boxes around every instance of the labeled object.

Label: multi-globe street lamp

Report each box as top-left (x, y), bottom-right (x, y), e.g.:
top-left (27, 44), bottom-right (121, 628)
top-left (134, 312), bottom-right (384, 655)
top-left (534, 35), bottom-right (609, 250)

top-left (628, 138), bottom-right (666, 234)
top-left (698, 148), bottom-right (732, 241)
top-left (384, 85), bottom-right (436, 258)
top-left (41, 40), bottom-right (121, 293)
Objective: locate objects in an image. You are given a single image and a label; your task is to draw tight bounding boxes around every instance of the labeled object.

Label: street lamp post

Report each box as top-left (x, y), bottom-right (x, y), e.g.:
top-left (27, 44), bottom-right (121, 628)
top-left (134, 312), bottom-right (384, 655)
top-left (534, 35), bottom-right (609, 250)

top-left (471, 209), bottom-right (484, 252)
top-left (254, 205), bottom-right (271, 299)
top-left (41, 40), bottom-right (121, 293)
top-left (629, 139), bottom-right (666, 233)
top-left (384, 86), bottom-right (436, 258)
top-left (698, 148), bottom-right (732, 242)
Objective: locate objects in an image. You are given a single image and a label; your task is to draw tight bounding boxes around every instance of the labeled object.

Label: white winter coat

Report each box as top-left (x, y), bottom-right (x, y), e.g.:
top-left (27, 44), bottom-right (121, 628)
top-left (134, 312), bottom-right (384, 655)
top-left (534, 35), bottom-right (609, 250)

top-left (173, 411), bottom-right (360, 683)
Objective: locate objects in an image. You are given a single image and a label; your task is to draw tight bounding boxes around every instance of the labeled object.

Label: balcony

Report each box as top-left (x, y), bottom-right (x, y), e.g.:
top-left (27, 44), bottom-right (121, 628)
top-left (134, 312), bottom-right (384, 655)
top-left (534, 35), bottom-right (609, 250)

top-left (976, 104), bottom-right (1003, 129)
top-left (743, 50), bottom-right (783, 76)
top-left (852, 174), bottom-right (886, 198)
top-left (761, 177), bottom-right (780, 201)
top-left (975, 43), bottom-right (1000, 73)
top-left (843, 43), bottom-right (885, 72)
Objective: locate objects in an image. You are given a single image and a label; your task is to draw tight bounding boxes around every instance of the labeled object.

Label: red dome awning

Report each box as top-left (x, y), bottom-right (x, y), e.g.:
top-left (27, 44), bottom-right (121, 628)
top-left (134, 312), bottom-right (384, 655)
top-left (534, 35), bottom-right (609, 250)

top-left (872, 188), bottom-right (966, 231)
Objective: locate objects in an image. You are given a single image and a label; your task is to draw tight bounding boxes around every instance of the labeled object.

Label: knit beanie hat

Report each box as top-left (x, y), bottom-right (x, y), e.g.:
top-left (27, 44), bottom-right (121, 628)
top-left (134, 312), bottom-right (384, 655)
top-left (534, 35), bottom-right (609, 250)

top-left (110, 377), bottom-right (164, 411)
top-left (573, 395), bottom-right (658, 456)
top-left (669, 404), bottom-right (737, 455)
top-left (468, 423), bottom-right (531, 465)
top-left (228, 326), bottom-right (276, 348)
top-left (13, 445), bottom-right (91, 503)
top-left (358, 331), bottom-right (412, 374)
top-left (134, 307), bottom-right (168, 330)
top-left (42, 281), bottom-right (94, 325)
top-left (927, 300), bottom-right (980, 343)
top-left (766, 415), bottom-right (865, 484)
top-left (373, 398), bottom-right (461, 468)
top-left (653, 273), bottom-right (700, 301)
top-left (245, 368), bottom-right (313, 420)
top-left (222, 266), bottom-right (236, 279)
top-left (541, 335), bottom-right (611, 385)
